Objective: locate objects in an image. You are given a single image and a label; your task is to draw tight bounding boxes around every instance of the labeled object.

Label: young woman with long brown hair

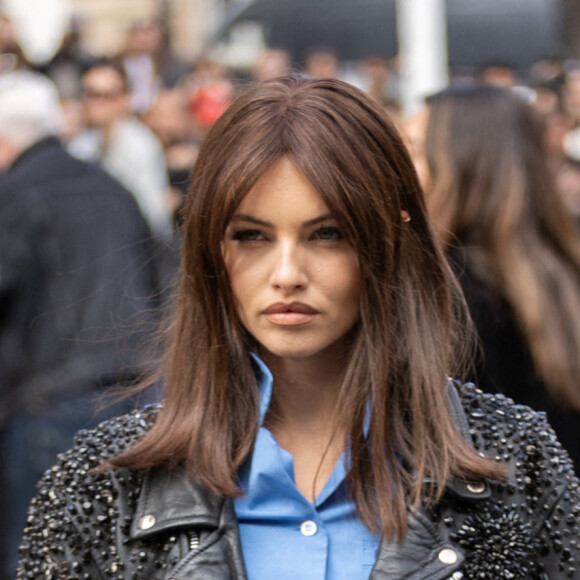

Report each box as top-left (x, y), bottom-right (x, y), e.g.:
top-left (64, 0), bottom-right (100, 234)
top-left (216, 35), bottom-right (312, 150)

top-left (17, 76), bottom-right (580, 579)
top-left (424, 83), bottom-right (580, 471)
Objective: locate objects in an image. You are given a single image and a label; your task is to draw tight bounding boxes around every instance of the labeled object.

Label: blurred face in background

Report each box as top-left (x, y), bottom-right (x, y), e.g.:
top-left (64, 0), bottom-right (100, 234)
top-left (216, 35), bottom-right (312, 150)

top-left (143, 89), bottom-right (190, 147)
top-left (124, 22), bottom-right (163, 56)
top-left (305, 51), bottom-right (340, 79)
top-left (252, 49), bottom-right (291, 82)
top-left (81, 66), bottom-right (129, 130)
top-left (402, 106), bottom-right (430, 190)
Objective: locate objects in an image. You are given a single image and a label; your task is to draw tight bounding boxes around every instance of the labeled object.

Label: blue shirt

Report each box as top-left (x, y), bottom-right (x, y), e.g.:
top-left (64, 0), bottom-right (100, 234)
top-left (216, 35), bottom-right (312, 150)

top-left (234, 355), bottom-right (380, 580)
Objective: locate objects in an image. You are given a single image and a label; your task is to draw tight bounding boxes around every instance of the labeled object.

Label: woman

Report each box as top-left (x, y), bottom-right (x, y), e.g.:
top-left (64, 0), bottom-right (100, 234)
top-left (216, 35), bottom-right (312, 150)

top-left (424, 83), bottom-right (580, 471)
top-left (17, 77), bottom-right (579, 579)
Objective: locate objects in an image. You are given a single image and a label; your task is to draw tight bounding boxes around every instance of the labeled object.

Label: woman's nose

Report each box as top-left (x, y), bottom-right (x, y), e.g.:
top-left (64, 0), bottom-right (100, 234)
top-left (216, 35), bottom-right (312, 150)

top-left (269, 242), bottom-right (308, 291)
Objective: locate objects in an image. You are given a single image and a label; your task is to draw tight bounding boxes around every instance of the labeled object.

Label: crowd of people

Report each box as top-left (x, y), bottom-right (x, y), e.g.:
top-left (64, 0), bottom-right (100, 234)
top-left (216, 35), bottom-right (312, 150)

top-left (2, 13), bottom-right (580, 580)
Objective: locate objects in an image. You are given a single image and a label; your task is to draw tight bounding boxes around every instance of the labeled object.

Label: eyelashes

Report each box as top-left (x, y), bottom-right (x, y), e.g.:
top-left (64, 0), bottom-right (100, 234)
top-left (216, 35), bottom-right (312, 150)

top-left (227, 226), bottom-right (345, 243)
top-left (228, 229), bottom-right (264, 242)
top-left (312, 226), bottom-right (344, 241)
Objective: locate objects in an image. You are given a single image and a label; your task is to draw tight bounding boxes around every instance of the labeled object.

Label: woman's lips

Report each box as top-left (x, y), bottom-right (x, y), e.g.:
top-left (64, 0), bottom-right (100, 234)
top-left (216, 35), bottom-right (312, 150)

top-left (262, 302), bottom-right (319, 326)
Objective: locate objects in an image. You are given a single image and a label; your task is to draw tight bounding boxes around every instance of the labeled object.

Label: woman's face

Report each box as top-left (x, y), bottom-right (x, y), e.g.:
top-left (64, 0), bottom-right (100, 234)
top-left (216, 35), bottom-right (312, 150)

top-left (222, 156), bottom-right (361, 362)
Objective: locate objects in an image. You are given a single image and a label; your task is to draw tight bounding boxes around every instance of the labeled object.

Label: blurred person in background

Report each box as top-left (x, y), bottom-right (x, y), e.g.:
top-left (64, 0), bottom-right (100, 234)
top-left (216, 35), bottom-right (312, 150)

top-left (356, 56), bottom-right (399, 116)
top-left (36, 18), bottom-right (96, 101)
top-left (0, 14), bottom-right (29, 71)
top-left (401, 105), bottom-right (430, 189)
top-left (536, 98), bottom-right (580, 218)
top-left (184, 57), bottom-right (236, 139)
top-left (68, 59), bottom-right (173, 240)
top-left (476, 62), bottom-right (520, 88)
top-left (556, 159), bottom-right (580, 218)
top-left (563, 62), bottom-right (580, 126)
top-left (560, 65), bottom-right (580, 202)
top-left (422, 83), bottom-right (580, 470)
top-left (251, 47), bottom-right (292, 82)
top-left (304, 48), bottom-right (341, 79)
top-left (0, 71), bottom-right (161, 578)
top-left (118, 19), bottom-right (187, 115)
top-left (143, 87), bottom-right (200, 227)
top-left (34, 19), bottom-right (95, 148)
top-left (524, 64), bottom-right (580, 219)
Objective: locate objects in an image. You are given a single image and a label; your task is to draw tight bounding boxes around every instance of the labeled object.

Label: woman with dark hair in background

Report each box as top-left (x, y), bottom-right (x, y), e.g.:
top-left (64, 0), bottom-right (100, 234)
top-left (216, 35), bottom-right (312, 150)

top-left (18, 77), bottom-right (580, 579)
top-left (424, 83), bottom-right (580, 471)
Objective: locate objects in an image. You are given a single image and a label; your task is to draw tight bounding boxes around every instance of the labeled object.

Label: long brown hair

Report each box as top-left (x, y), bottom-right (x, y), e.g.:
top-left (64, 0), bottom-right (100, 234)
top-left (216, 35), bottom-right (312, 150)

top-left (425, 83), bottom-right (580, 410)
top-left (110, 76), bottom-right (501, 538)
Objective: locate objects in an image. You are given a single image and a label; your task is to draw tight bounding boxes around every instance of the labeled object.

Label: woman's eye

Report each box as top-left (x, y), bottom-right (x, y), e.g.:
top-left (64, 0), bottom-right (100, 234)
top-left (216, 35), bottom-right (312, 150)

top-left (313, 226), bottom-right (344, 241)
top-left (229, 229), bottom-right (265, 242)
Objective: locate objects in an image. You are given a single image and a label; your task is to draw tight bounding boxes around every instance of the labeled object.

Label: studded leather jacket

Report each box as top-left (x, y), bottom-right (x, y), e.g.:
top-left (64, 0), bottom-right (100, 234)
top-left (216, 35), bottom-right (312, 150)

top-left (17, 383), bottom-right (580, 579)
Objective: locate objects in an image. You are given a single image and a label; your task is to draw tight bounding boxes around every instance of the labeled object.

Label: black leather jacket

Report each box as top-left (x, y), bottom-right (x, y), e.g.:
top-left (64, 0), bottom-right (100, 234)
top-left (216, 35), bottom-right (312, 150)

top-left (17, 383), bottom-right (580, 579)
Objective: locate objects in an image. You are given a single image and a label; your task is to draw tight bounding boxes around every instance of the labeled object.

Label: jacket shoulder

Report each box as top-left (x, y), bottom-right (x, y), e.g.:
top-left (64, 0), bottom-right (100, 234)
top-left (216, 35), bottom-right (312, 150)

top-left (453, 381), bottom-right (572, 461)
top-left (17, 405), bottom-right (161, 579)
top-left (448, 381), bottom-right (580, 578)
top-left (453, 380), bottom-right (576, 479)
top-left (70, 404), bottom-right (160, 460)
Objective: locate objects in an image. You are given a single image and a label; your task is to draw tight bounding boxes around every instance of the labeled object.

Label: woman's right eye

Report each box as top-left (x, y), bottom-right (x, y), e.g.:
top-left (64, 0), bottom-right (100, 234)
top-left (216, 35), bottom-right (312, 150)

top-left (229, 229), bottom-right (265, 242)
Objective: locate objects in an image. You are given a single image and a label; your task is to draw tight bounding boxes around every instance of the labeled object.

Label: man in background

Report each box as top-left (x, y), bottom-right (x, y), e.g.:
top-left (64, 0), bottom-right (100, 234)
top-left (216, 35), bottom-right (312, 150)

top-left (68, 59), bottom-right (173, 240)
top-left (0, 71), bottom-right (161, 578)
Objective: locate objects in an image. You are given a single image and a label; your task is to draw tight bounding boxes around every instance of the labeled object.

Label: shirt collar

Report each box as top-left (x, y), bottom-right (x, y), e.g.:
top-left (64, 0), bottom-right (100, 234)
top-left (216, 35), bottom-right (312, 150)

top-left (250, 352), bottom-right (274, 425)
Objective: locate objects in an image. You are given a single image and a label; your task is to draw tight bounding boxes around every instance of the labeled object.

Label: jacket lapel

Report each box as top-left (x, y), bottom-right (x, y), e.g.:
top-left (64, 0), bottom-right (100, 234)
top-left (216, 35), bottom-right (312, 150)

top-left (130, 466), bottom-right (223, 540)
top-left (130, 466), bottom-right (248, 579)
top-left (370, 508), bottom-right (464, 579)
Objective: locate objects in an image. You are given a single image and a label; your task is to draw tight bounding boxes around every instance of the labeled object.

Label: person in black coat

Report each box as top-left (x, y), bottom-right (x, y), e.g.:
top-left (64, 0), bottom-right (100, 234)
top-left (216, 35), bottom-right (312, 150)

top-left (0, 71), bottom-right (162, 579)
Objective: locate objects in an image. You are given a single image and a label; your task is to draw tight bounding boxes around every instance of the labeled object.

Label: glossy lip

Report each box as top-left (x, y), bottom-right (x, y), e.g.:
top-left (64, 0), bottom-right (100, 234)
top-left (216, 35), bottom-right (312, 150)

top-left (262, 301), bottom-right (319, 326)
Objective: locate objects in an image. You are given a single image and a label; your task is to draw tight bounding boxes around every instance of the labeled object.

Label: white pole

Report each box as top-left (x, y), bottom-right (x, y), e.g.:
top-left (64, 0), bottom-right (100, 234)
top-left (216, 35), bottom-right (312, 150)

top-left (396, 0), bottom-right (449, 118)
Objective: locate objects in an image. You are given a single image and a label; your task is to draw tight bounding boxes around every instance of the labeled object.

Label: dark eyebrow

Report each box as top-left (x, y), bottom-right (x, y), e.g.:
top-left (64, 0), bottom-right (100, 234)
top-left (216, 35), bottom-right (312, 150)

top-left (229, 213), bottom-right (334, 228)
top-left (228, 214), bottom-right (272, 227)
top-left (304, 214), bottom-right (334, 227)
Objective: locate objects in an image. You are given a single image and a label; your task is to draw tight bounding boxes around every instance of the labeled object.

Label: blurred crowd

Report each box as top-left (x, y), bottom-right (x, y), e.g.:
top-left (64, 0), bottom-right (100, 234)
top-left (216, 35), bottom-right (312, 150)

top-left (3, 11), bottom-right (580, 580)
top-left (4, 15), bottom-right (580, 224)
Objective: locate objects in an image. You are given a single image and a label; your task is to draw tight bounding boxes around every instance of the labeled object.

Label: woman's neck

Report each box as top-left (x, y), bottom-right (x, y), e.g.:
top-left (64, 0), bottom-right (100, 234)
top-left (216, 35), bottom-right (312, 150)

top-left (260, 350), bottom-right (349, 501)
top-left (262, 351), bottom-right (345, 430)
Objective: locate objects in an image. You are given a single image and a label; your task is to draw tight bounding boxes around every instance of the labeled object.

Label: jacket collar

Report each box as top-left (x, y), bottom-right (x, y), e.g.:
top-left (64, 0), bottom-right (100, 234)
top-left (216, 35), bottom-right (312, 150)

top-left (444, 380), bottom-right (491, 501)
top-left (130, 381), bottom-right (489, 541)
top-left (371, 509), bottom-right (465, 579)
top-left (130, 466), bottom-right (226, 540)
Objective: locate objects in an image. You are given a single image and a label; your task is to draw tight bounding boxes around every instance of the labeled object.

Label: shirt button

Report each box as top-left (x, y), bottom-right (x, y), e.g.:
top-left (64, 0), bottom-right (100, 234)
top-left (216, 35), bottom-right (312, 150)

top-left (300, 520), bottom-right (318, 536)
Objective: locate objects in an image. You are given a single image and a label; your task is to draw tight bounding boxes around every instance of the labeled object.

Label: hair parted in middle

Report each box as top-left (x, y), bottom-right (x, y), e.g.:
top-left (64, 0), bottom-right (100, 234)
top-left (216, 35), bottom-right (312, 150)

top-left (110, 75), bottom-right (502, 538)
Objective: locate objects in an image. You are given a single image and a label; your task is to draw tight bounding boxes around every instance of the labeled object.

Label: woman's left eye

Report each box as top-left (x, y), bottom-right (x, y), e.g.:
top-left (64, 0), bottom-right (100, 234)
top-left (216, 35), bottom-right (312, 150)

top-left (312, 226), bottom-right (344, 241)
top-left (229, 229), bottom-right (265, 242)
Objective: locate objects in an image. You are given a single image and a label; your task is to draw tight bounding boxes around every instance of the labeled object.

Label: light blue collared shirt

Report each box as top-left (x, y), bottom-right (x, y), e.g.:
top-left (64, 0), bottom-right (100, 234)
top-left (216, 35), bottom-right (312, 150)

top-left (234, 355), bottom-right (380, 580)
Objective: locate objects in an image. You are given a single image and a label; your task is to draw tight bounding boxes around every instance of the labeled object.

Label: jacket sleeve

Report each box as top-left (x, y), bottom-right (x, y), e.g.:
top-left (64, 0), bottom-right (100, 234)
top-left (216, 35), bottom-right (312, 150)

top-left (16, 411), bottom-right (156, 579)
top-left (455, 384), bottom-right (580, 579)
top-left (535, 487), bottom-right (580, 578)
top-left (16, 469), bottom-right (102, 580)
top-left (529, 419), bottom-right (580, 579)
